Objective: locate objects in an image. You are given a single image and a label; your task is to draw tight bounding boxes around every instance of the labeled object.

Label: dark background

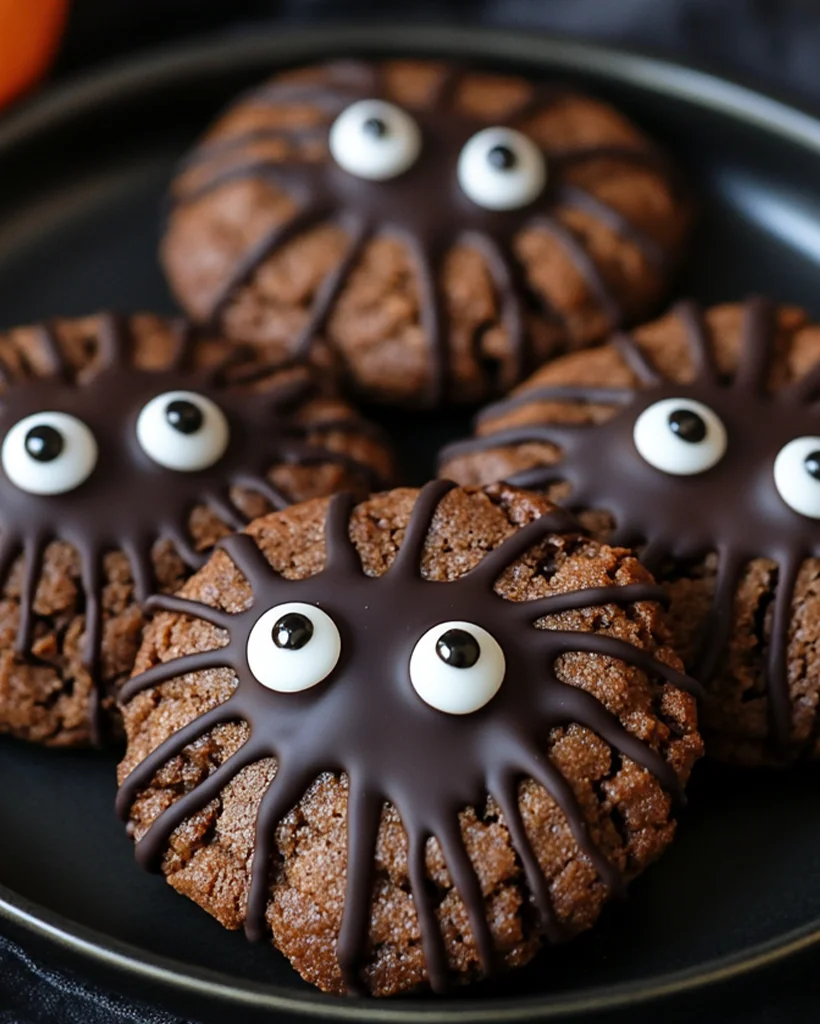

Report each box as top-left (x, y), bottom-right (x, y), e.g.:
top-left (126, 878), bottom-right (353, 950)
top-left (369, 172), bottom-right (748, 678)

top-left (3, 1), bottom-right (820, 1021)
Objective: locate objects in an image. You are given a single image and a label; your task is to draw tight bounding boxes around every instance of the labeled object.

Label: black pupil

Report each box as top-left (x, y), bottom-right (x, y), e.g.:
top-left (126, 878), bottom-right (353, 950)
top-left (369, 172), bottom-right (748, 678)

top-left (272, 612), bottom-right (314, 651)
top-left (436, 628), bottom-right (480, 669)
top-left (362, 116), bottom-right (388, 138)
top-left (667, 408), bottom-right (707, 444)
top-left (487, 144), bottom-right (517, 171)
top-left (165, 399), bottom-right (203, 435)
top-left (805, 451), bottom-right (820, 480)
top-left (24, 425), bottom-right (64, 463)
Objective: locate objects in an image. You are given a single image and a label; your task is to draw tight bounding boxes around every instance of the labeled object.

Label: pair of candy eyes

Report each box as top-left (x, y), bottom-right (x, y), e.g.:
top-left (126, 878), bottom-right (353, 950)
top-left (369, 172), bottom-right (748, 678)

top-left (634, 397), bottom-right (820, 519)
top-left (247, 603), bottom-right (505, 715)
top-left (1, 390), bottom-right (229, 496)
top-left (329, 99), bottom-right (546, 211)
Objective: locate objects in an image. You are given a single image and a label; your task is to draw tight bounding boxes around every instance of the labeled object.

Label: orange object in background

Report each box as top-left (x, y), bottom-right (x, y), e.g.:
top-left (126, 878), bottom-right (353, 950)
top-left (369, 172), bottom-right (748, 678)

top-left (0, 0), bottom-right (68, 109)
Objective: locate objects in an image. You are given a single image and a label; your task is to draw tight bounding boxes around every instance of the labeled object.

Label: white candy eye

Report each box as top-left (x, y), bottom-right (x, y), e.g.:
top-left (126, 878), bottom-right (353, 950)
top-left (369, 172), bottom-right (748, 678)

top-left (409, 621), bottom-right (505, 715)
top-left (457, 127), bottom-right (546, 211)
top-left (136, 390), bottom-right (229, 472)
top-left (633, 398), bottom-right (727, 476)
top-left (246, 602), bottom-right (341, 693)
top-left (1, 411), bottom-right (98, 495)
top-left (773, 436), bottom-right (820, 518)
top-left (329, 99), bottom-right (422, 181)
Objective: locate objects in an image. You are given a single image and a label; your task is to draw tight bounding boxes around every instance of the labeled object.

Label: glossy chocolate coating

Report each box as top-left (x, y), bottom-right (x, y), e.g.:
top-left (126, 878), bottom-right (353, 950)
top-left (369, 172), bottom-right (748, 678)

top-left (117, 480), bottom-right (695, 991)
top-left (441, 297), bottom-right (820, 749)
top-left (172, 61), bottom-right (677, 405)
top-left (0, 314), bottom-right (384, 737)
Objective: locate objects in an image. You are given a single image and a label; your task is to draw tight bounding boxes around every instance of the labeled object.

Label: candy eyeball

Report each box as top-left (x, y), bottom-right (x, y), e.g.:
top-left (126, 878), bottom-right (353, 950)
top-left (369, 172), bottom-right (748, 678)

top-left (633, 398), bottom-right (727, 476)
top-left (2, 411), bottom-right (99, 495)
top-left (329, 99), bottom-right (422, 181)
top-left (409, 620), bottom-right (505, 715)
top-left (773, 436), bottom-right (820, 518)
top-left (457, 127), bottom-right (547, 211)
top-left (136, 390), bottom-right (229, 472)
top-left (247, 602), bottom-right (341, 693)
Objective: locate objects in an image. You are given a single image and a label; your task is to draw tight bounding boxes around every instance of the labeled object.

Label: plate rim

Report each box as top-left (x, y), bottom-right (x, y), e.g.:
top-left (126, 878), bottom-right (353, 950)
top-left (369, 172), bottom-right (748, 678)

top-left (3, 878), bottom-right (820, 1022)
top-left (2, 21), bottom-right (820, 1019)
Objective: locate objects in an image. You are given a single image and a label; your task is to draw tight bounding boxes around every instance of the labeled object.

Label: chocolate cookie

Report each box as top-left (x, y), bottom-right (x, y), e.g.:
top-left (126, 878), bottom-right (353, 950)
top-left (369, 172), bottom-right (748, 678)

top-left (0, 312), bottom-right (393, 747)
top-left (116, 482), bottom-right (701, 996)
top-left (439, 298), bottom-right (820, 765)
top-left (161, 60), bottom-right (693, 407)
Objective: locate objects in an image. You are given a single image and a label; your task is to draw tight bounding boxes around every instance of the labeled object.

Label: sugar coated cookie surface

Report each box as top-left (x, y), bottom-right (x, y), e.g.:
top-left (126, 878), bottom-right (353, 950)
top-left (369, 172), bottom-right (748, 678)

top-left (117, 483), bottom-right (700, 995)
top-left (440, 299), bottom-right (820, 764)
top-left (162, 60), bottom-right (693, 407)
top-left (0, 313), bottom-right (393, 746)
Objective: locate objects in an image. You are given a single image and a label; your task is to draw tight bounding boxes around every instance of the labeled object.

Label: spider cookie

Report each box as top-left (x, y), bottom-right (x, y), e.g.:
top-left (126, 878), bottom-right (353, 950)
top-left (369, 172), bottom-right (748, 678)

top-left (162, 60), bottom-right (692, 407)
top-left (439, 298), bottom-right (820, 764)
top-left (116, 482), bottom-right (701, 996)
top-left (0, 312), bottom-right (393, 747)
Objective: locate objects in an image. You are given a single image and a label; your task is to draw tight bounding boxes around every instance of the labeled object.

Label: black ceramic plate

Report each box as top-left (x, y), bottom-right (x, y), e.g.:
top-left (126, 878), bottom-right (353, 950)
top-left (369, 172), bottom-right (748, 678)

top-left (1, 24), bottom-right (820, 1024)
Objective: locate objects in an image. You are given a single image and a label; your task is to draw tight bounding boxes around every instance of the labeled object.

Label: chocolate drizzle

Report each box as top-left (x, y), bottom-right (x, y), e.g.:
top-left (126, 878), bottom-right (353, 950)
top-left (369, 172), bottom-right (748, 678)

top-left (117, 480), bottom-right (695, 991)
top-left (170, 61), bottom-right (680, 405)
top-left (0, 314), bottom-right (385, 733)
top-left (440, 296), bottom-right (820, 750)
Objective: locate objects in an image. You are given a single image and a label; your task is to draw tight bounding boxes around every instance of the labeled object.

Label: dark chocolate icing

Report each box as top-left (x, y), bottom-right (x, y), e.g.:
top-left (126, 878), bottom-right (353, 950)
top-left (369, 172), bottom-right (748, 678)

top-left (440, 296), bottom-right (820, 750)
top-left (171, 61), bottom-right (679, 405)
top-left (117, 480), bottom-right (695, 992)
top-left (0, 314), bottom-right (385, 735)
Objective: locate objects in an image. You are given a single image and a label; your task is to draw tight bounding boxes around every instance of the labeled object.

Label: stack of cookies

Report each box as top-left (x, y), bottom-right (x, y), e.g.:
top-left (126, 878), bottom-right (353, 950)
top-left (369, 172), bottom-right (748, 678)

top-left (3, 57), bottom-right (813, 999)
